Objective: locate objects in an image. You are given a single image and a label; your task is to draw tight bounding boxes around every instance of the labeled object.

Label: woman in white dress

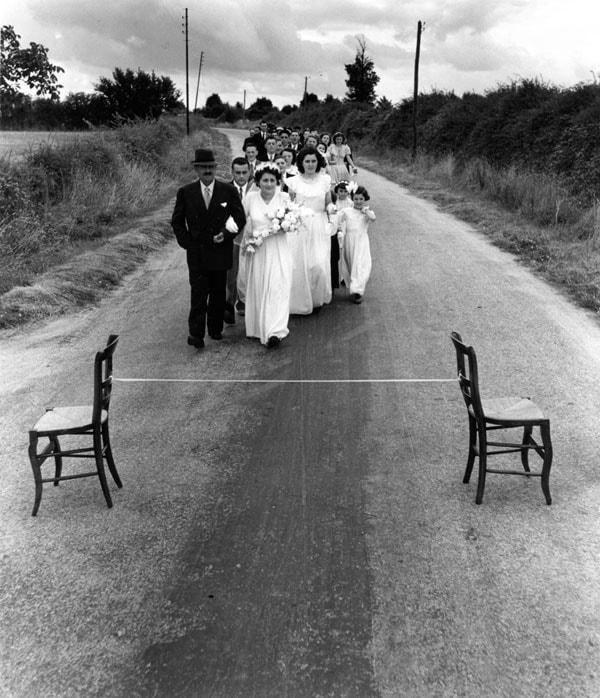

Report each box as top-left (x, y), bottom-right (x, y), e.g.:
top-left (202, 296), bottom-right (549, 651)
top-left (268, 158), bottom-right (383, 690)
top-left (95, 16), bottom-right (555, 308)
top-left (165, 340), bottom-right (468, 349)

top-left (242, 164), bottom-right (292, 348)
top-left (327, 132), bottom-right (357, 185)
top-left (286, 147), bottom-right (333, 313)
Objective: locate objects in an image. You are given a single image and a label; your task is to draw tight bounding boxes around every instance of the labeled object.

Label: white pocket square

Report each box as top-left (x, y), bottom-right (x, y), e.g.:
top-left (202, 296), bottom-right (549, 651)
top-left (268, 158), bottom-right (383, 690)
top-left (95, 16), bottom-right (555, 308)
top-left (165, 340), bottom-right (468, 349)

top-left (220, 202), bottom-right (228, 208)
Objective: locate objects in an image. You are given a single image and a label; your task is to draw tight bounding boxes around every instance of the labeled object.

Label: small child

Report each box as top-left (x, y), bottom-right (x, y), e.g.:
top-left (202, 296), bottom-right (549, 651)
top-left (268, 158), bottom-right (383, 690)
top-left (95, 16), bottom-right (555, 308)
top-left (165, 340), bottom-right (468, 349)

top-left (337, 184), bottom-right (376, 304)
top-left (328, 181), bottom-right (354, 290)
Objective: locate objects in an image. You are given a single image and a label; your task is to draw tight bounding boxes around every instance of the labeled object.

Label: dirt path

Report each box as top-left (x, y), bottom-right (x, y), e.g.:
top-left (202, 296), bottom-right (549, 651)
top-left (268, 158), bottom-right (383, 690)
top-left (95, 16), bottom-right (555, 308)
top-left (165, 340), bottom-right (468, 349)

top-left (1, 131), bottom-right (600, 697)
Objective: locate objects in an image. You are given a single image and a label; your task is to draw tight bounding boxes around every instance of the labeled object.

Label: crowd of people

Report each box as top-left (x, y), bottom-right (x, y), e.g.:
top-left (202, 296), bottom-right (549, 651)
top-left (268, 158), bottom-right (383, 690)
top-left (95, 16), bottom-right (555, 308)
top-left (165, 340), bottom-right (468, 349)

top-left (171, 122), bottom-right (376, 350)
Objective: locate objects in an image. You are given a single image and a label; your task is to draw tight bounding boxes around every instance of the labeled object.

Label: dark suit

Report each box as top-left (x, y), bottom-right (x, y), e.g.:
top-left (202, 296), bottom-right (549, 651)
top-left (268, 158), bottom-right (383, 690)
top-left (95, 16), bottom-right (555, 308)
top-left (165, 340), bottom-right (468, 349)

top-left (226, 180), bottom-right (253, 309)
top-left (172, 179), bottom-right (246, 338)
top-left (244, 133), bottom-right (267, 160)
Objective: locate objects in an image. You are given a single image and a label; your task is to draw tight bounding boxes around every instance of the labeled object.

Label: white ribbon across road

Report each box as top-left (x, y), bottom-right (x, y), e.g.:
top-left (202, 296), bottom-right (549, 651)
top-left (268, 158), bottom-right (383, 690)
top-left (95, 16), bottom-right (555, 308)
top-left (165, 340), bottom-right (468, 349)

top-left (115, 377), bottom-right (457, 384)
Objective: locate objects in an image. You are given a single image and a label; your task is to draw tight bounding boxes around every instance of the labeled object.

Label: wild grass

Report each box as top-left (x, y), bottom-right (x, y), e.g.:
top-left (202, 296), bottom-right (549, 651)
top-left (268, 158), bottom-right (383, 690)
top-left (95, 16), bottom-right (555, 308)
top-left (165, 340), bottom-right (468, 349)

top-left (358, 143), bottom-right (600, 316)
top-left (0, 115), bottom-right (231, 328)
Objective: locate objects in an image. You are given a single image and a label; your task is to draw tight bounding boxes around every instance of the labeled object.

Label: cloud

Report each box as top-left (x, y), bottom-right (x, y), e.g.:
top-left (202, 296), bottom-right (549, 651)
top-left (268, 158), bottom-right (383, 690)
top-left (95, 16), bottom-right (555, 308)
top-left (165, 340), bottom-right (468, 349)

top-left (4, 0), bottom-right (598, 107)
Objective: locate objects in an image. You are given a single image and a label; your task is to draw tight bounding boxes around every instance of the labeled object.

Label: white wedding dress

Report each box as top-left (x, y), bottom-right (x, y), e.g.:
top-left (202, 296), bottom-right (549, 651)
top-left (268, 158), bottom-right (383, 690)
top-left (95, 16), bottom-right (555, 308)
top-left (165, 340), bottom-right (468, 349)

top-left (286, 173), bottom-right (332, 313)
top-left (242, 191), bottom-right (292, 344)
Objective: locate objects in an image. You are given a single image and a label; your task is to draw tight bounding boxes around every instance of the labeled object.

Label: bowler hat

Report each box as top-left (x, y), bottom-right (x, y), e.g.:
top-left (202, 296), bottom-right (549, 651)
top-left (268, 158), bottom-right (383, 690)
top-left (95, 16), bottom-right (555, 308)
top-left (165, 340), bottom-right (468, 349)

top-left (191, 148), bottom-right (216, 165)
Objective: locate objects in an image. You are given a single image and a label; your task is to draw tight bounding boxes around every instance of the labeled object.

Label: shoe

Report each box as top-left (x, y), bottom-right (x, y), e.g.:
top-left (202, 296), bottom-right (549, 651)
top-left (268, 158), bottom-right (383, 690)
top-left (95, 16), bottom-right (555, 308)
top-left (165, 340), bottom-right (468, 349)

top-left (267, 336), bottom-right (280, 348)
top-left (352, 294), bottom-right (362, 304)
top-left (187, 335), bottom-right (205, 348)
top-left (209, 332), bottom-right (223, 340)
top-left (235, 300), bottom-right (245, 317)
top-left (224, 303), bottom-right (235, 325)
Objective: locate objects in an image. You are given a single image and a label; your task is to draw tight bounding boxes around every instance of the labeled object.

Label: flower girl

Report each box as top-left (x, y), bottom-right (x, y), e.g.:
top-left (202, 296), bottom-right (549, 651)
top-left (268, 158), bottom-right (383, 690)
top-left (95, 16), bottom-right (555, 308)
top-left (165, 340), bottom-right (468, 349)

top-left (337, 184), bottom-right (376, 304)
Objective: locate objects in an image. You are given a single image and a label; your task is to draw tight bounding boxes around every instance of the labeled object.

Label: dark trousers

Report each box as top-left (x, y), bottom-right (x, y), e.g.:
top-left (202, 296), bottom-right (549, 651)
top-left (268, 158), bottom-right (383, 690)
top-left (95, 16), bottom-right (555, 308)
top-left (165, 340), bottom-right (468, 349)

top-left (225, 244), bottom-right (241, 308)
top-left (330, 235), bottom-right (340, 289)
top-left (188, 268), bottom-right (227, 338)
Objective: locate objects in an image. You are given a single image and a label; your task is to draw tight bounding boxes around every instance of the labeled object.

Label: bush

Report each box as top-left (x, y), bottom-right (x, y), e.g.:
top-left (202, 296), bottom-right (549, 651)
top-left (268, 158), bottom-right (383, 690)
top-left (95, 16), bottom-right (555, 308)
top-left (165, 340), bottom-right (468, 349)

top-left (0, 116), bottom-right (205, 296)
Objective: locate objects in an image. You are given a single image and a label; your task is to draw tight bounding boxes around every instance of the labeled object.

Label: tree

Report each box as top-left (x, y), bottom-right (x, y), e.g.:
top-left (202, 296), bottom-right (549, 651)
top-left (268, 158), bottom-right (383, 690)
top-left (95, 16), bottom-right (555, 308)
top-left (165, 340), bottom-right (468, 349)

top-left (203, 92), bottom-right (224, 118)
top-left (344, 36), bottom-right (380, 105)
top-left (63, 91), bottom-right (112, 128)
top-left (1, 25), bottom-right (64, 120)
top-left (94, 67), bottom-right (183, 121)
top-left (247, 96), bottom-right (274, 120)
top-left (1, 25), bottom-right (64, 99)
top-left (301, 92), bottom-right (319, 107)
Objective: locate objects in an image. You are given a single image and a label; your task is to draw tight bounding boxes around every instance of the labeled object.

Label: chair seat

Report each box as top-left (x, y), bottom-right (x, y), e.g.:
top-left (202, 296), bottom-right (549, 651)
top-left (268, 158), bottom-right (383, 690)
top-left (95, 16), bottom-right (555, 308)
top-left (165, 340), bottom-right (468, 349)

top-left (32, 406), bottom-right (108, 434)
top-left (478, 396), bottom-right (546, 423)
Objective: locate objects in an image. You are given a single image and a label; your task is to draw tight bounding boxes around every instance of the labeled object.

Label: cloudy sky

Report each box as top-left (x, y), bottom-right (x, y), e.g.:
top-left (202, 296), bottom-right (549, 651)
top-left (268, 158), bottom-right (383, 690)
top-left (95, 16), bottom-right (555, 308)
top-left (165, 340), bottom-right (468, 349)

top-left (3, 0), bottom-right (599, 109)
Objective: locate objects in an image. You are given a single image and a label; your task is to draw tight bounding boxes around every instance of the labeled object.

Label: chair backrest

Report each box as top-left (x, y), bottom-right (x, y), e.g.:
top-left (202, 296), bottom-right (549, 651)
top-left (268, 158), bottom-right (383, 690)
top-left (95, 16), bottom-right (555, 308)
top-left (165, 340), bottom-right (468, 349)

top-left (450, 332), bottom-right (484, 420)
top-left (92, 334), bottom-right (119, 424)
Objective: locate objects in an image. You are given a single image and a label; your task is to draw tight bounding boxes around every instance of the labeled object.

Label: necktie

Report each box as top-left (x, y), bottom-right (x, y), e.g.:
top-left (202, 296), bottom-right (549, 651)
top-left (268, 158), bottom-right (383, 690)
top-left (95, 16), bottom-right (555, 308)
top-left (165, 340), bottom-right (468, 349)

top-left (237, 185), bottom-right (244, 199)
top-left (203, 186), bottom-right (211, 208)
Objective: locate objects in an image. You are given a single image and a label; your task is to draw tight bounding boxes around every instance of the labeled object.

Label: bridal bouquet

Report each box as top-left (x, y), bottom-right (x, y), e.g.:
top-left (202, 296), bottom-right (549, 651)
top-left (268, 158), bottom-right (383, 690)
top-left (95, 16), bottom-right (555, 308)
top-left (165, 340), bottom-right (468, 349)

top-left (242, 201), bottom-right (310, 255)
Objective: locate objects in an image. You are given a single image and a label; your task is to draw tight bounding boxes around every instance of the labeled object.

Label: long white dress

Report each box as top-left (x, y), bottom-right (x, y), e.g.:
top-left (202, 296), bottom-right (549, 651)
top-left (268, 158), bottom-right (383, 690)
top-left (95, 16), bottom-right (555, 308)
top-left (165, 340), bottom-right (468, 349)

top-left (286, 173), bottom-right (332, 312)
top-left (242, 191), bottom-right (292, 344)
top-left (338, 206), bottom-right (376, 296)
top-left (327, 144), bottom-right (352, 184)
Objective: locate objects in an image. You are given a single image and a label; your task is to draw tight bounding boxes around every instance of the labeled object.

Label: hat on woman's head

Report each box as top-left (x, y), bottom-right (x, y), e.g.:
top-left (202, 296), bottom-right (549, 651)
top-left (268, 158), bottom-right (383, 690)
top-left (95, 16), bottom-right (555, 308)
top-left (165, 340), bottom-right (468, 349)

top-left (191, 148), bottom-right (216, 164)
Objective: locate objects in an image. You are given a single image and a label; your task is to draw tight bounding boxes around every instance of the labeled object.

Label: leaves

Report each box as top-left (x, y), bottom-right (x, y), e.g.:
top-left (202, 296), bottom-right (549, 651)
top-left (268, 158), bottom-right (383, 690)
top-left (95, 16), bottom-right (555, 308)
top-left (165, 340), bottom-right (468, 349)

top-left (344, 36), bottom-right (380, 105)
top-left (1, 25), bottom-right (64, 99)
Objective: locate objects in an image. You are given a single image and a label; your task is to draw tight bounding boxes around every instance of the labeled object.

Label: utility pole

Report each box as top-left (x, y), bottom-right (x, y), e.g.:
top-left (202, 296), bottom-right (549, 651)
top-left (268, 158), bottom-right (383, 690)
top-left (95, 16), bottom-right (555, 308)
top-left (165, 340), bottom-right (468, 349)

top-left (194, 51), bottom-right (204, 113)
top-left (243, 89), bottom-right (247, 126)
top-left (183, 8), bottom-right (190, 136)
top-left (412, 20), bottom-right (425, 160)
top-left (303, 76), bottom-right (308, 105)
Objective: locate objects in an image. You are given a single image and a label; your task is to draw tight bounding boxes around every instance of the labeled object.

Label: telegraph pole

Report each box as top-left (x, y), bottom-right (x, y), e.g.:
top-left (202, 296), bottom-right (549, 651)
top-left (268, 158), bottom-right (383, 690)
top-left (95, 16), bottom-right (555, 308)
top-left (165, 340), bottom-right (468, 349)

top-left (412, 20), bottom-right (425, 160)
top-left (183, 8), bottom-right (190, 135)
top-left (194, 51), bottom-right (204, 113)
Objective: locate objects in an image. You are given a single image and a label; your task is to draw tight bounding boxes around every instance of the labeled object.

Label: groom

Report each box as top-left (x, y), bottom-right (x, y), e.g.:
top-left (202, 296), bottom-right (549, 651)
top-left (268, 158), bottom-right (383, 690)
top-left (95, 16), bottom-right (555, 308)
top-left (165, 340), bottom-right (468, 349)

top-left (171, 148), bottom-right (246, 348)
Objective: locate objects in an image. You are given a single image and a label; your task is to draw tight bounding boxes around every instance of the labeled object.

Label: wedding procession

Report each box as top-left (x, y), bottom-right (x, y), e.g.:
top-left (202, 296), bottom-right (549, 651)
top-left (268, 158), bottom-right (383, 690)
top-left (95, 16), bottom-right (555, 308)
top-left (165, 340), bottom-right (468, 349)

top-left (171, 123), bottom-right (376, 350)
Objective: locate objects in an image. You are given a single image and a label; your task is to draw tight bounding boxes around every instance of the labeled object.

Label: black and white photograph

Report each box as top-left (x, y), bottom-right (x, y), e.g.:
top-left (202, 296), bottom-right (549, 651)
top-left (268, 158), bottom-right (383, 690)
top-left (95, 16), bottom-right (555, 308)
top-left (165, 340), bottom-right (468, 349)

top-left (1, 1), bottom-right (600, 696)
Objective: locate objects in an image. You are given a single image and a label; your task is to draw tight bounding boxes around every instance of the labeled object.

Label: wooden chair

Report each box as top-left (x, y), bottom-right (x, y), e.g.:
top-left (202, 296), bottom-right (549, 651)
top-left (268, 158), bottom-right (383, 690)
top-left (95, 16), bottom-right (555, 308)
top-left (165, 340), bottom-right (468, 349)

top-left (28, 334), bottom-right (122, 516)
top-left (450, 332), bottom-right (553, 505)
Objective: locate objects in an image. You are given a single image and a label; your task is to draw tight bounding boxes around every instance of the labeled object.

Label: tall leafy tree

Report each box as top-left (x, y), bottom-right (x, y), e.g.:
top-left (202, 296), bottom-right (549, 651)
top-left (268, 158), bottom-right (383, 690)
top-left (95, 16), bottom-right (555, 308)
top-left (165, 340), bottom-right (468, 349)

top-left (203, 93), bottom-right (225, 118)
top-left (1, 25), bottom-right (64, 98)
top-left (344, 36), bottom-right (380, 105)
top-left (94, 67), bottom-right (183, 120)
top-left (1, 25), bottom-right (64, 119)
top-left (247, 96), bottom-right (274, 120)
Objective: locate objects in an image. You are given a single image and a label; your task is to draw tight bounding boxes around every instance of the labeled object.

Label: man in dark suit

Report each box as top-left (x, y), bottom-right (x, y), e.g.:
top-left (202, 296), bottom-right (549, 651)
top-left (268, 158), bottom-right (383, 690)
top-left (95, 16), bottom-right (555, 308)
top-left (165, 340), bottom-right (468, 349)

top-left (288, 129), bottom-right (302, 152)
top-left (225, 157), bottom-right (254, 322)
top-left (260, 135), bottom-right (279, 162)
top-left (171, 149), bottom-right (246, 348)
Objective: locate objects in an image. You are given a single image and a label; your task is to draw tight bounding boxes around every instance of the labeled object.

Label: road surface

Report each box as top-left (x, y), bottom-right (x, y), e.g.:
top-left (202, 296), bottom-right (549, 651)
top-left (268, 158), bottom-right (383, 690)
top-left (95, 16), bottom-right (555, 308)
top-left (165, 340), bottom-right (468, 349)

top-left (1, 128), bottom-right (599, 697)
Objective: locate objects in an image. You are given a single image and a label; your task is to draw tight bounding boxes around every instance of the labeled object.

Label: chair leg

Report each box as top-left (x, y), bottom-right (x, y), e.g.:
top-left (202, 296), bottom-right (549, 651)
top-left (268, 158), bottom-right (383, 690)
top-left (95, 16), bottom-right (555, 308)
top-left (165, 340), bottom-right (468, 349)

top-left (521, 426), bottom-right (532, 473)
top-left (540, 421), bottom-right (553, 505)
top-left (463, 415), bottom-right (477, 484)
top-left (102, 422), bottom-right (122, 488)
top-left (93, 429), bottom-right (113, 508)
top-left (475, 428), bottom-right (487, 505)
top-left (28, 432), bottom-right (43, 517)
top-left (50, 435), bottom-right (63, 484)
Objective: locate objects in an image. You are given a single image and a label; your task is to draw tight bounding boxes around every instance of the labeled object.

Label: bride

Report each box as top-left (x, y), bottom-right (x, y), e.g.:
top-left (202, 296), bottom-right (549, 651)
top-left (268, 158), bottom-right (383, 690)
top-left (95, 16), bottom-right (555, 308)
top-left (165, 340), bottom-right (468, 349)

top-left (242, 163), bottom-right (292, 348)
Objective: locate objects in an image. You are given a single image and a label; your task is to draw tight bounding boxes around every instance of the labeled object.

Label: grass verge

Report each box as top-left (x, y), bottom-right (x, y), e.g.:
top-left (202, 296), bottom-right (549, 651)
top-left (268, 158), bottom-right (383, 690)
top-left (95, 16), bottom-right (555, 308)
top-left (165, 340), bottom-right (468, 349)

top-left (358, 148), bottom-right (600, 319)
top-left (0, 122), bottom-right (232, 329)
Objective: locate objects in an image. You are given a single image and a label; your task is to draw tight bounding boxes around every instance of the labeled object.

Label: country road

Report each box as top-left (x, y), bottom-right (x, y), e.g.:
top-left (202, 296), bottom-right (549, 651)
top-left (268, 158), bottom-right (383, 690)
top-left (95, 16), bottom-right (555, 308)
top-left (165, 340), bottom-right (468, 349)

top-left (1, 127), bottom-right (600, 697)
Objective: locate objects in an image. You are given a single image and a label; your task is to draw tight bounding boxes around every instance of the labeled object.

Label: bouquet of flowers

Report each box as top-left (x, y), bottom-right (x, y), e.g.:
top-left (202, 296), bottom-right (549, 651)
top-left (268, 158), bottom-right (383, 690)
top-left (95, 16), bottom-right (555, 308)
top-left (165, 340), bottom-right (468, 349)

top-left (242, 201), bottom-right (310, 255)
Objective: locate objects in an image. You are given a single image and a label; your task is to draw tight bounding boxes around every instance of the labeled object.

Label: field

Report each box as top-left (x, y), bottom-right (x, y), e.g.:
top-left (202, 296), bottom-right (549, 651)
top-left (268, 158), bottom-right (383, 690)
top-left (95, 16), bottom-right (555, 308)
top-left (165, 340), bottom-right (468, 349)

top-left (0, 131), bottom-right (92, 160)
